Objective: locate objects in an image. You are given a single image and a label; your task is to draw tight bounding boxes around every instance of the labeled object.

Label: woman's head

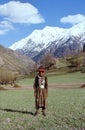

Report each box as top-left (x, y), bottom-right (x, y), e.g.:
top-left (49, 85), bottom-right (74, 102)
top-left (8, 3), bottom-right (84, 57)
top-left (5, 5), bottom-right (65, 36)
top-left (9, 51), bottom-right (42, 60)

top-left (38, 66), bottom-right (45, 77)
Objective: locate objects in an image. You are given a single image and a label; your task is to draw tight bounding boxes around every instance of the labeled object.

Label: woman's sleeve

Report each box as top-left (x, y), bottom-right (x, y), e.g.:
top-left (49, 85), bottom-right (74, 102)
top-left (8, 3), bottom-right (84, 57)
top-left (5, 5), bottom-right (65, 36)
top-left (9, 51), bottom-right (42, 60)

top-left (45, 76), bottom-right (48, 96)
top-left (33, 76), bottom-right (38, 96)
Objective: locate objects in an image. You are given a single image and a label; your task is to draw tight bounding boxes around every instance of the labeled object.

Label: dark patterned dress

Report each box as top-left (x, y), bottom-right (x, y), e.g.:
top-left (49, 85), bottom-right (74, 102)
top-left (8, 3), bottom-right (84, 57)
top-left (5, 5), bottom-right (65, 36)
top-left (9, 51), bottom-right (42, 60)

top-left (33, 75), bottom-right (48, 109)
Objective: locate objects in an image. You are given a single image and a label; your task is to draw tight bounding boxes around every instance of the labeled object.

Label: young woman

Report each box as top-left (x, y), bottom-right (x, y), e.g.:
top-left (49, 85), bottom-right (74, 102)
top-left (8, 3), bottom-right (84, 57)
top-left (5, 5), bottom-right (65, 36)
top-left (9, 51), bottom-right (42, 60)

top-left (33, 66), bottom-right (48, 116)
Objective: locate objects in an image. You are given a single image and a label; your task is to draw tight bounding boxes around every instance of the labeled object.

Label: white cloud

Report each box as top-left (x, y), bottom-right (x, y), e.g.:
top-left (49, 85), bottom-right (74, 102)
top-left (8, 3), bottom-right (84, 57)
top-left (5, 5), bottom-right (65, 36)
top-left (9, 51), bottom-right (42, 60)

top-left (0, 1), bottom-right (45, 24)
top-left (0, 21), bottom-right (14, 34)
top-left (60, 14), bottom-right (85, 25)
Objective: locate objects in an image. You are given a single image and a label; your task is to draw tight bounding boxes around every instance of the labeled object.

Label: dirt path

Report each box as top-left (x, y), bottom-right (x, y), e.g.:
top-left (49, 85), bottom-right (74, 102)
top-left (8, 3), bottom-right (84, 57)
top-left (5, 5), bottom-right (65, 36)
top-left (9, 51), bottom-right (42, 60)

top-left (1, 82), bottom-right (85, 91)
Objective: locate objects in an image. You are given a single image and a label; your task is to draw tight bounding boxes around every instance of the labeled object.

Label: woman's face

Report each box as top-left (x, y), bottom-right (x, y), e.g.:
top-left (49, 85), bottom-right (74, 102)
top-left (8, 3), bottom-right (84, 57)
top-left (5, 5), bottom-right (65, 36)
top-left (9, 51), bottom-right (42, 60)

top-left (39, 71), bottom-right (44, 77)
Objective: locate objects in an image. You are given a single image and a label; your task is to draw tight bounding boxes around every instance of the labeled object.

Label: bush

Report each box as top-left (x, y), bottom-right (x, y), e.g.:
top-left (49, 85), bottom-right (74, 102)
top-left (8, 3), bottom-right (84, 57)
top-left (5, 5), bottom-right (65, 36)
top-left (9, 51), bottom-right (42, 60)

top-left (0, 68), bottom-right (18, 85)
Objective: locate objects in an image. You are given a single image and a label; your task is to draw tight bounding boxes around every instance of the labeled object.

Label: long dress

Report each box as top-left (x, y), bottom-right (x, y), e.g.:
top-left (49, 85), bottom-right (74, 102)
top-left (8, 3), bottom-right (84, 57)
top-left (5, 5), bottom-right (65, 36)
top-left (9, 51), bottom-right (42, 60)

top-left (33, 75), bottom-right (48, 109)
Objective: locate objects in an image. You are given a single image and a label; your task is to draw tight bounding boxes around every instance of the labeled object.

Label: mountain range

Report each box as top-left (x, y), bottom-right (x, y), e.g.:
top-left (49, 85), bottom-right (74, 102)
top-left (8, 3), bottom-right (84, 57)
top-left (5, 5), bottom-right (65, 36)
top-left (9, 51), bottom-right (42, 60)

top-left (9, 22), bottom-right (85, 62)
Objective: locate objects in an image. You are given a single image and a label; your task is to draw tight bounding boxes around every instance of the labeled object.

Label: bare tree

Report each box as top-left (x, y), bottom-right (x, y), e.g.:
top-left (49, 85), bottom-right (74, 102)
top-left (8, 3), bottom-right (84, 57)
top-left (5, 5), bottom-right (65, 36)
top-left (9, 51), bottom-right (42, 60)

top-left (40, 53), bottom-right (56, 70)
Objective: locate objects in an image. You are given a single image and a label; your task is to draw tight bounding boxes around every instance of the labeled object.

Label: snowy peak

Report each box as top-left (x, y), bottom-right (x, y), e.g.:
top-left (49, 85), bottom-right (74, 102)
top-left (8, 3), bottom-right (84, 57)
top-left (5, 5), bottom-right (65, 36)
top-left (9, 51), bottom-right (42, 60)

top-left (9, 26), bottom-right (68, 51)
top-left (70, 22), bottom-right (85, 36)
top-left (9, 22), bottom-right (85, 61)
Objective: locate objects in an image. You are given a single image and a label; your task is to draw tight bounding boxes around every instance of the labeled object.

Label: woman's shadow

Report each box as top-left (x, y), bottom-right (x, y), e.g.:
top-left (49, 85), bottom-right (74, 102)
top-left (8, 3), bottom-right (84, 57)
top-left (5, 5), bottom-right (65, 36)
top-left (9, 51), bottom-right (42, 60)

top-left (0, 108), bottom-right (34, 116)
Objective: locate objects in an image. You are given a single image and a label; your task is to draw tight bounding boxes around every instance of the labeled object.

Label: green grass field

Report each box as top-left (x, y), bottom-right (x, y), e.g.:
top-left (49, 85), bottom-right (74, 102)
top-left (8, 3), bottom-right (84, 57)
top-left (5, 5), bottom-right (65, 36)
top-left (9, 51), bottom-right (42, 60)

top-left (18, 71), bottom-right (85, 87)
top-left (0, 72), bottom-right (85, 130)
top-left (0, 89), bottom-right (85, 130)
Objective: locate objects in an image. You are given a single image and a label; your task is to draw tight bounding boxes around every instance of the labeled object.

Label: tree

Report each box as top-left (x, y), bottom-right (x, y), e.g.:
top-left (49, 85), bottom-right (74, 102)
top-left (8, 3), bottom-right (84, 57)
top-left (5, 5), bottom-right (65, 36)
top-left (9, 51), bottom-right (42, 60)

top-left (40, 53), bottom-right (56, 70)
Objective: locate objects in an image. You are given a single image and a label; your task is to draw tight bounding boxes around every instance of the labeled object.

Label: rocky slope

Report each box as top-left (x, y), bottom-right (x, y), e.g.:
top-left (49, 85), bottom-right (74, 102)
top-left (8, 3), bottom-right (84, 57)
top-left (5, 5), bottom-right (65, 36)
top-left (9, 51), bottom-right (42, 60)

top-left (0, 45), bottom-right (35, 74)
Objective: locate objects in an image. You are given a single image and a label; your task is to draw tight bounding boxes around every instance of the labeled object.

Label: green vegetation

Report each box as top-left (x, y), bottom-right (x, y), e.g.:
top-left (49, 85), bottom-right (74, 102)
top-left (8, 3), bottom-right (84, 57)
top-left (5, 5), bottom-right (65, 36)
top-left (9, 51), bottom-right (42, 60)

top-left (48, 71), bottom-right (85, 84)
top-left (0, 89), bottom-right (85, 130)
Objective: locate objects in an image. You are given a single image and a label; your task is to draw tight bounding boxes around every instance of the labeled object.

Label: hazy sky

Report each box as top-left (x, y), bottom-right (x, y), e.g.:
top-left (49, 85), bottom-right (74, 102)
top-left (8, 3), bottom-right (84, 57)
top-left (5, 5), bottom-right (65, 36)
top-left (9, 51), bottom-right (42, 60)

top-left (0, 0), bottom-right (85, 48)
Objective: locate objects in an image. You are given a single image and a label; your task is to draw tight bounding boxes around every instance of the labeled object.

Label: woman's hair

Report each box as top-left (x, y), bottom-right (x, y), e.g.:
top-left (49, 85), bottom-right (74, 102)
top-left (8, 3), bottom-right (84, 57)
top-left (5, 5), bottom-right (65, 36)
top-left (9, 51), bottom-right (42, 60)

top-left (38, 66), bottom-right (45, 72)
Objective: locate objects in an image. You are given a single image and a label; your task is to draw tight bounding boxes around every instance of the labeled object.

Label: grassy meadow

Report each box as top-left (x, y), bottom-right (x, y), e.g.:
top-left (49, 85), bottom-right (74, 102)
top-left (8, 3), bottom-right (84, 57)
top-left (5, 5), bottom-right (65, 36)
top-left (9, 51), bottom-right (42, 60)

top-left (0, 72), bottom-right (85, 130)
top-left (18, 71), bottom-right (85, 87)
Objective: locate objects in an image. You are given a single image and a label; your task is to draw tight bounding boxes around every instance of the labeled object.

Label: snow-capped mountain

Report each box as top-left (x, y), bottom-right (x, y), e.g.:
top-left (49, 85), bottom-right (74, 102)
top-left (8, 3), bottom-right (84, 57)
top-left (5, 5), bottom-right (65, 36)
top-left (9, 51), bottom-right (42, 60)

top-left (9, 22), bottom-right (85, 61)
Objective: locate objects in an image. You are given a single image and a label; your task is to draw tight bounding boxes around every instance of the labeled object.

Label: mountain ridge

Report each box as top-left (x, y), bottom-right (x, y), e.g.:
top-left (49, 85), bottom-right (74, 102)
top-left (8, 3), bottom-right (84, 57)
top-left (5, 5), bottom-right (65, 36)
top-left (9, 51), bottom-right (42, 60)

top-left (9, 22), bottom-right (85, 62)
